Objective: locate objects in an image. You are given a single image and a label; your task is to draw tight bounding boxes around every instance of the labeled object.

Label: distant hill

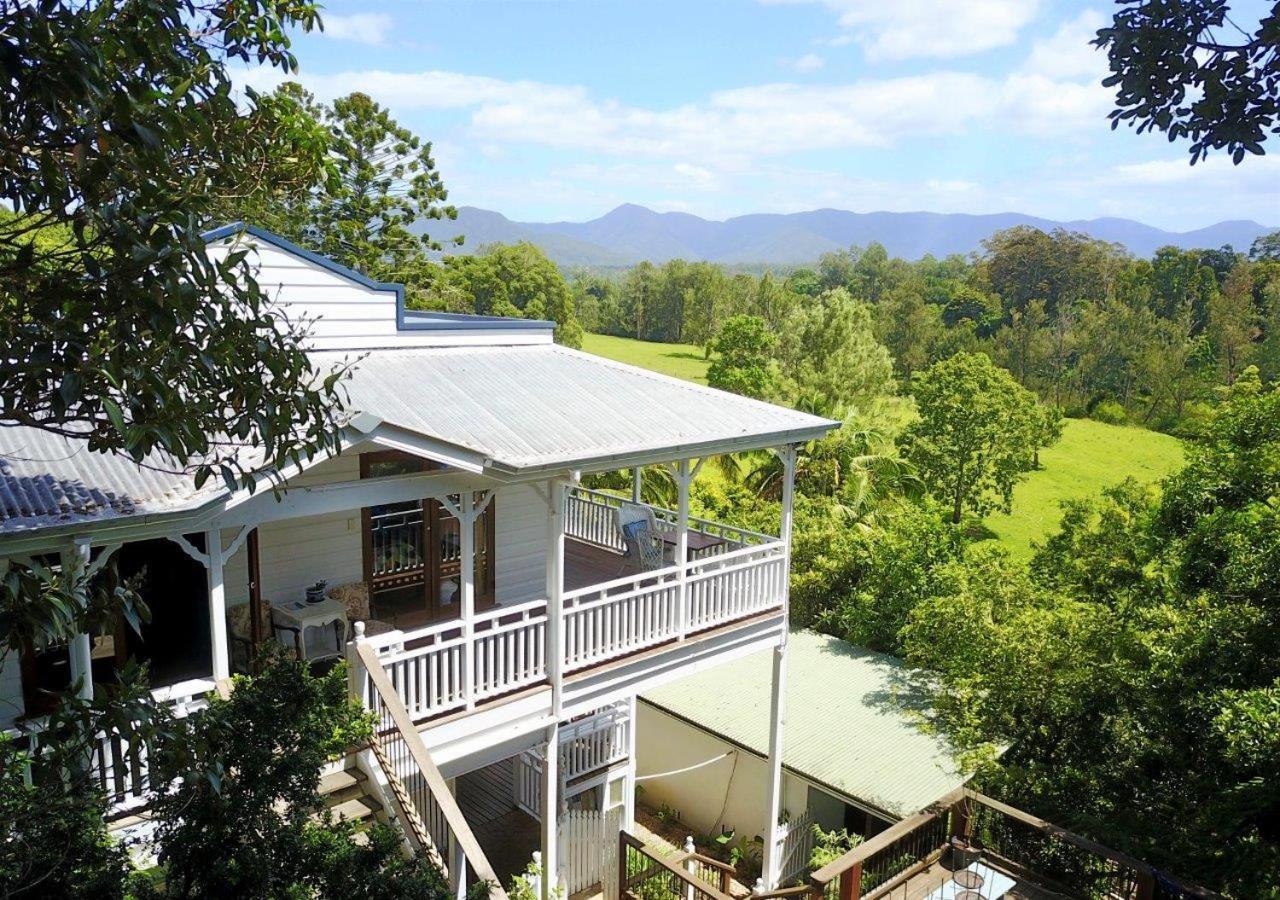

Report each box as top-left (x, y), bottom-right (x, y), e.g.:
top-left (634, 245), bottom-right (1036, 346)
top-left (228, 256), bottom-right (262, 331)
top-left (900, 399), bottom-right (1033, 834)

top-left (421, 204), bottom-right (1276, 268)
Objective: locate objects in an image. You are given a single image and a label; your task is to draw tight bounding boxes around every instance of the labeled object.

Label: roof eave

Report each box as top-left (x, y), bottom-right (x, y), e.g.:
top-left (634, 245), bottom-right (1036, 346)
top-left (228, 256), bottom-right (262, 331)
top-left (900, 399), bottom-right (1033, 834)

top-left (481, 421), bottom-right (840, 476)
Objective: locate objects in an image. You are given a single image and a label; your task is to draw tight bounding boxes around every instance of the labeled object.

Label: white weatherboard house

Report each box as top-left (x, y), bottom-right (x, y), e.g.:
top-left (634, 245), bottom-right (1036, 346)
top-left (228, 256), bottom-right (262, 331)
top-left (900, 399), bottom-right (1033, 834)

top-left (0, 225), bottom-right (837, 898)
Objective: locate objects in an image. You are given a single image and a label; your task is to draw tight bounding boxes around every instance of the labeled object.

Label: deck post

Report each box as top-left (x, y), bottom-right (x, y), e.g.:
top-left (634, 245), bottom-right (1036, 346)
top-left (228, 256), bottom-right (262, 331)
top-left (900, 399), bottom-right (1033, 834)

top-left (631, 466), bottom-right (642, 503)
top-left (204, 528), bottom-right (231, 681)
top-left (674, 459), bottom-right (692, 640)
top-left (546, 477), bottom-right (567, 717)
top-left (623, 693), bottom-right (638, 830)
top-left (763, 444), bottom-right (798, 888)
top-left (62, 537), bottom-right (94, 702)
top-left (460, 491), bottom-right (476, 710)
top-left (540, 724), bottom-right (561, 900)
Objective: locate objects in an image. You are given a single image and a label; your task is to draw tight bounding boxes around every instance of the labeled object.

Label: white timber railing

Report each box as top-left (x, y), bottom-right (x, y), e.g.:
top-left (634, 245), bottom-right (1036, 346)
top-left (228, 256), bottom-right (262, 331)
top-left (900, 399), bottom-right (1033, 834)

top-left (5, 676), bottom-right (214, 817)
top-left (365, 598), bottom-right (548, 720)
top-left (352, 634), bottom-right (508, 900)
top-left (566, 487), bottom-right (775, 553)
top-left (359, 496), bottom-right (786, 722)
top-left (560, 702), bottom-right (630, 784)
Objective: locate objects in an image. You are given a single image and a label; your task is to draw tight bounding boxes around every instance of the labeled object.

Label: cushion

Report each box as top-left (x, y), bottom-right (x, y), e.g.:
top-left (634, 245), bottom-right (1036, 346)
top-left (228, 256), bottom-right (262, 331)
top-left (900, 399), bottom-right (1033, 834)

top-left (621, 519), bottom-right (650, 542)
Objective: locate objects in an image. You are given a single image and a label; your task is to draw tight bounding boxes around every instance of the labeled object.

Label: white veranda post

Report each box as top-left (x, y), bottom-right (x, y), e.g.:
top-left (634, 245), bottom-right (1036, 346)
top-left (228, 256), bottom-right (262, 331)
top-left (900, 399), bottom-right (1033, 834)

top-left (670, 458), bottom-right (703, 641)
top-left (63, 537), bottom-right (94, 702)
top-left (540, 724), bottom-right (561, 900)
top-left (204, 528), bottom-right (230, 681)
top-left (763, 444), bottom-right (798, 888)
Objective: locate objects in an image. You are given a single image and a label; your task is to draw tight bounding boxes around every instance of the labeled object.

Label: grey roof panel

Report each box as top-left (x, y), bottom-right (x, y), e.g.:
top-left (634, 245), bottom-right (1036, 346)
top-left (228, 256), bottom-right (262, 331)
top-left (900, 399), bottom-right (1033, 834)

top-left (0, 344), bottom-right (836, 534)
top-left (333, 344), bottom-right (836, 471)
top-left (0, 428), bottom-right (218, 532)
top-left (641, 630), bottom-right (971, 819)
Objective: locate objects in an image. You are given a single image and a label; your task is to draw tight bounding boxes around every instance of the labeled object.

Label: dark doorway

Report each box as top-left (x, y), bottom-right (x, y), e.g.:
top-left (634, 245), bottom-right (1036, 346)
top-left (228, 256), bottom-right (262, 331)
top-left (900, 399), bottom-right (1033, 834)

top-left (116, 537), bottom-right (212, 687)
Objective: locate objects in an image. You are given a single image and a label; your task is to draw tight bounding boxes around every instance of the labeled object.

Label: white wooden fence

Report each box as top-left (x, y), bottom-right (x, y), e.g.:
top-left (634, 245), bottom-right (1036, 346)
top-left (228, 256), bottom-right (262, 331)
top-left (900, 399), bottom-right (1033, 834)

top-left (560, 702), bottom-right (630, 782)
top-left (558, 806), bottom-right (623, 895)
top-left (367, 598), bottom-right (547, 720)
top-left (774, 809), bottom-right (816, 887)
top-left (513, 748), bottom-right (543, 819)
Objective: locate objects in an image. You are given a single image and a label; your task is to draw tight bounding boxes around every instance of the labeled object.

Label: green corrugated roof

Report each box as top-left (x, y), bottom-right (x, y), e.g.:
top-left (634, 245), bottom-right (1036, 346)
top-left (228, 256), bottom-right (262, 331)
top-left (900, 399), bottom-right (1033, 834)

top-left (641, 629), bottom-right (970, 820)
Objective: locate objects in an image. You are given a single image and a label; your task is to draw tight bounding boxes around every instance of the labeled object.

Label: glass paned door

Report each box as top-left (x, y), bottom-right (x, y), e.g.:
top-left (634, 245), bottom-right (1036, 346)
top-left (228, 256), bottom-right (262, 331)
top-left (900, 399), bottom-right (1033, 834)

top-left (360, 452), bottom-right (496, 629)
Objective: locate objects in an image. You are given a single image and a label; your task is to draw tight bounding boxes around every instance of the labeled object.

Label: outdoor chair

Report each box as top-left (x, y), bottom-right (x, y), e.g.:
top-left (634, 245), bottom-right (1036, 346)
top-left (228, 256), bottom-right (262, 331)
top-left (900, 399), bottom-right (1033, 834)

top-left (227, 603), bottom-right (302, 673)
top-left (327, 581), bottom-right (396, 639)
top-left (615, 502), bottom-right (673, 574)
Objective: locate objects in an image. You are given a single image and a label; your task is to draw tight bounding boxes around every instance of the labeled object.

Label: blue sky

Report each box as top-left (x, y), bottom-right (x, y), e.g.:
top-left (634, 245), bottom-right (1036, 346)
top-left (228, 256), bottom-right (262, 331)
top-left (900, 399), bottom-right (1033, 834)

top-left (240, 0), bottom-right (1279, 230)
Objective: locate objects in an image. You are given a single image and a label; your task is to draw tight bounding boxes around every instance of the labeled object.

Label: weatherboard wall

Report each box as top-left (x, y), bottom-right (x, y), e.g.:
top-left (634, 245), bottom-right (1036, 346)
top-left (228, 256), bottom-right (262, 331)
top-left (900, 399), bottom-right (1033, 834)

top-left (206, 234), bottom-right (551, 351)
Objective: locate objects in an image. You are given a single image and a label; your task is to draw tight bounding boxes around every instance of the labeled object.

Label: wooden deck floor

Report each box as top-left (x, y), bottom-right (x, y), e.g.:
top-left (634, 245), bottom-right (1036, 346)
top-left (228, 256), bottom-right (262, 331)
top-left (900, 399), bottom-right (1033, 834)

top-left (868, 859), bottom-right (1062, 900)
top-left (458, 758), bottom-right (541, 890)
top-left (565, 538), bottom-right (630, 592)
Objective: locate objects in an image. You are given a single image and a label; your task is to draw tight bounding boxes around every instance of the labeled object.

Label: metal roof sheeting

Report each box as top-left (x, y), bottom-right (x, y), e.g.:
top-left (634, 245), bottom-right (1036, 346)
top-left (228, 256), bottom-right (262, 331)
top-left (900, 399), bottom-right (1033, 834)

top-left (0, 427), bottom-right (219, 532)
top-left (641, 630), bottom-right (971, 820)
top-left (333, 344), bottom-right (835, 472)
top-left (0, 344), bottom-right (835, 535)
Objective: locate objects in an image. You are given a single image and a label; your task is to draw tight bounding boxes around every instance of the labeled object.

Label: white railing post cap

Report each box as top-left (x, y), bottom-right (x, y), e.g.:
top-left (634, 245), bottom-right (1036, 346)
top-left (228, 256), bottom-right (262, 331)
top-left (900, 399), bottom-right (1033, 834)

top-left (684, 835), bottom-right (695, 853)
top-left (354, 620), bottom-right (366, 640)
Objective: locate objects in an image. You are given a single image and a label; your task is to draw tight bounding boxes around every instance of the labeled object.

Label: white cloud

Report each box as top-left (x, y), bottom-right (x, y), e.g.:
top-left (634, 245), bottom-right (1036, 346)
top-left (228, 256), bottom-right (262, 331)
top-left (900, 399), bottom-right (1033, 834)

top-left (1113, 154), bottom-right (1280, 187)
top-left (319, 13), bottom-right (394, 46)
top-left (1023, 9), bottom-right (1108, 80)
top-left (791, 52), bottom-right (826, 72)
top-left (767, 0), bottom-right (1040, 60)
top-left (242, 64), bottom-right (1103, 168)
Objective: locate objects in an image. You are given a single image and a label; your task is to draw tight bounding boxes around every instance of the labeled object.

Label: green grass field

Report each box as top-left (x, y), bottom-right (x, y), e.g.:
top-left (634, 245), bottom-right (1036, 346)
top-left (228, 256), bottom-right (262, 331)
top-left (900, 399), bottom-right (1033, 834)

top-left (580, 333), bottom-right (1186, 559)
top-left (581, 333), bottom-right (712, 384)
top-left (982, 418), bottom-right (1184, 559)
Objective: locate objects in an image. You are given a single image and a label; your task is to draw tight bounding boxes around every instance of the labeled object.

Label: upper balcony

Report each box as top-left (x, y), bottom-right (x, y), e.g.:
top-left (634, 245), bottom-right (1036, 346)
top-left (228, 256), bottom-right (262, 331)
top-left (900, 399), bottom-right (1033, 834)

top-left (352, 485), bottom-right (788, 727)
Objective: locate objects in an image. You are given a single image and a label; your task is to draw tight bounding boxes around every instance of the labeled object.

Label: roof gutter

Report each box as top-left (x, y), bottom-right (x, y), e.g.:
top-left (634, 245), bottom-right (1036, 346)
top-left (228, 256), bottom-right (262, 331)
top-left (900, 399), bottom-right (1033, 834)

top-left (481, 421), bottom-right (839, 476)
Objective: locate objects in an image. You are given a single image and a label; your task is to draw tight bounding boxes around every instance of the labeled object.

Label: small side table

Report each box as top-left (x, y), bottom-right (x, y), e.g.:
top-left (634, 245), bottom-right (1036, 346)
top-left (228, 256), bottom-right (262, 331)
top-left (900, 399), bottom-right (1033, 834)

top-left (271, 597), bottom-right (349, 662)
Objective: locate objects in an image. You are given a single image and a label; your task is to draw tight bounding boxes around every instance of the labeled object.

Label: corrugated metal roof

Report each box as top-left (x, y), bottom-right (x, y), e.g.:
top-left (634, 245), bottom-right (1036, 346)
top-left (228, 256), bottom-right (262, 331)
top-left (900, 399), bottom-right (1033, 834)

top-left (0, 427), bottom-right (223, 532)
top-left (334, 344), bottom-right (835, 473)
top-left (0, 344), bottom-right (836, 535)
top-left (641, 630), bottom-right (970, 820)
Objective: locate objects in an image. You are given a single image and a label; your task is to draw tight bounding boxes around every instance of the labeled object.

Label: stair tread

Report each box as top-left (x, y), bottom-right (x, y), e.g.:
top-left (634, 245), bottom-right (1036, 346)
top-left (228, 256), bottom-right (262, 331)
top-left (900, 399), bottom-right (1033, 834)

top-left (329, 796), bottom-right (383, 822)
top-left (319, 768), bottom-right (366, 796)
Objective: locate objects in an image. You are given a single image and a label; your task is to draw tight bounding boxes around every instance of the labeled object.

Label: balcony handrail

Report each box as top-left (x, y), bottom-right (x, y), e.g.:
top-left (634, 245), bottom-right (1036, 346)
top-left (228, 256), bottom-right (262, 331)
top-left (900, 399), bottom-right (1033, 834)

top-left (355, 639), bottom-right (508, 900)
top-left (562, 539), bottom-right (783, 606)
top-left (569, 486), bottom-right (777, 546)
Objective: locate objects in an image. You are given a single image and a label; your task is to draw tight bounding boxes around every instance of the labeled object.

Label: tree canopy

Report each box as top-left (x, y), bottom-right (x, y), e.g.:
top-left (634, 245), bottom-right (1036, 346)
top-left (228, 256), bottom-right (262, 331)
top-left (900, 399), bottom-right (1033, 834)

top-left (1095, 0), bottom-right (1280, 163)
top-left (0, 0), bottom-right (348, 494)
top-left (903, 352), bottom-right (1057, 524)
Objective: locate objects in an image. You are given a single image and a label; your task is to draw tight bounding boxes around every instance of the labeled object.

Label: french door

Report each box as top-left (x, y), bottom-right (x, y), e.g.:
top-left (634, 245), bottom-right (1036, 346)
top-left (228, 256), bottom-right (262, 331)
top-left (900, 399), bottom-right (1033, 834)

top-left (361, 451), bottom-right (494, 629)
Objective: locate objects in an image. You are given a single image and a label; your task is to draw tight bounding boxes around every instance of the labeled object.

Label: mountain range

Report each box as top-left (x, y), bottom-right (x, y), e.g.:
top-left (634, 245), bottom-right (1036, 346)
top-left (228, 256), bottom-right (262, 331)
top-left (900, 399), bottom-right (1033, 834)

top-left (421, 204), bottom-right (1276, 268)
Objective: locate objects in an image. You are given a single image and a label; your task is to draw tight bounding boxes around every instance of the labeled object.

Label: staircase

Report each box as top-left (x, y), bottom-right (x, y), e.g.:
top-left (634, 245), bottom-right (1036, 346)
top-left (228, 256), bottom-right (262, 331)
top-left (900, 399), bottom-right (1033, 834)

top-left (350, 631), bottom-right (510, 899)
top-left (319, 762), bottom-right (385, 843)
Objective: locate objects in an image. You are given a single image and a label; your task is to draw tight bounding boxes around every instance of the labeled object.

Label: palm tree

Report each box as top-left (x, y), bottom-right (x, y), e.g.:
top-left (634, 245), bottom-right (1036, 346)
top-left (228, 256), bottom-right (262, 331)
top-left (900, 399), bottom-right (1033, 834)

top-left (733, 422), bottom-right (920, 527)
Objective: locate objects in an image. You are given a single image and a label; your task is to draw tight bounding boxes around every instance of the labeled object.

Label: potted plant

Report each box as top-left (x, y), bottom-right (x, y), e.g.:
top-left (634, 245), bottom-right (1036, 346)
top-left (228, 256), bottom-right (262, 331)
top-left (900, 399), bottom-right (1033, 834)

top-left (305, 580), bottom-right (327, 604)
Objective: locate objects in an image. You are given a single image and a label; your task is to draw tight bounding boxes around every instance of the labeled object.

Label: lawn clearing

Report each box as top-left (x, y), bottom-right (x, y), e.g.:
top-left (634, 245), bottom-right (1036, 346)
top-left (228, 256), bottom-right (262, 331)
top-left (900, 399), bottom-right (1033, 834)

top-left (982, 418), bottom-right (1185, 559)
top-left (581, 333), bottom-right (712, 384)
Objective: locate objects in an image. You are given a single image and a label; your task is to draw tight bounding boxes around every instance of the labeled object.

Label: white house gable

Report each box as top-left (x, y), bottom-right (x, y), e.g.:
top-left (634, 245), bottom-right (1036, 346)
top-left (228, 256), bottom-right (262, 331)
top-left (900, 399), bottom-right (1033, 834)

top-left (205, 225), bottom-right (555, 352)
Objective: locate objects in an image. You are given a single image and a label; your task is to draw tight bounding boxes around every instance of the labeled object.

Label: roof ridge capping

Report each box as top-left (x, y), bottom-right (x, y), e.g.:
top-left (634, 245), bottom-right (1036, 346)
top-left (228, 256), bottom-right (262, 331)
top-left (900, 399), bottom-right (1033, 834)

top-left (201, 222), bottom-right (554, 334)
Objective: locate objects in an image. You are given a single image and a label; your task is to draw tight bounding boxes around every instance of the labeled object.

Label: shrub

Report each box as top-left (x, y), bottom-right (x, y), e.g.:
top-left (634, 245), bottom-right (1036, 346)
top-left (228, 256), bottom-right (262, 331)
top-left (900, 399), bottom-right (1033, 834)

top-left (1089, 399), bottom-right (1128, 425)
